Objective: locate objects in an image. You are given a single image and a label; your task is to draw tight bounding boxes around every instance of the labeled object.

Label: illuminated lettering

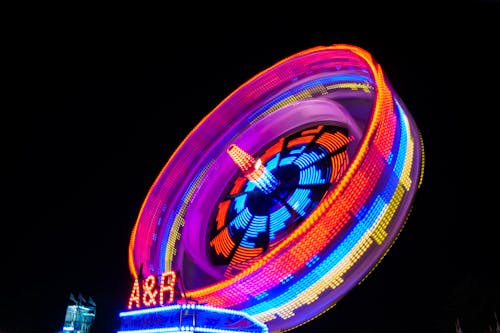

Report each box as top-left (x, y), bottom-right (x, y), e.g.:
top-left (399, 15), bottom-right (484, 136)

top-left (128, 278), bottom-right (141, 309)
top-left (159, 271), bottom-right (176, 305)
top-left (127, 270), bottom-right (179, 309)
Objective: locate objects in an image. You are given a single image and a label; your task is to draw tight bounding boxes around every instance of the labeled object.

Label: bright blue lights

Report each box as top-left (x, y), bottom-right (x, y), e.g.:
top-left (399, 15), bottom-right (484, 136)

top-left (265, 154), bottom-right (280, 170)
top-left (231, 208), bottom-right (252, 231)
top-left (269, 208), bottom-right (290, 239)
top-left (294, 150), bottom-right (325, 169)
top-left (286, 189), bottom-right (312, 217)
top-left (118, 304), bottom-right (268, 333)
top-left (233, 195), bottom-right (247, 213)
top-left (241, 216), bottom-right (267, 247)
top-left (299, 165), bottom-right (326, 185)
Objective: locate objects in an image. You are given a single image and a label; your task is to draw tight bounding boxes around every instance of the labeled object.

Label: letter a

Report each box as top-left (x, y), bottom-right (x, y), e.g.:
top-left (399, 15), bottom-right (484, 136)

top-left (128, 278), bottom-right (141, 309)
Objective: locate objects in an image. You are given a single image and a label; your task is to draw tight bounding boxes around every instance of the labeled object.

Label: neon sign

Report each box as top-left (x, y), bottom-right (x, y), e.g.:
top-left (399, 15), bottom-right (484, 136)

top-left (127, 271), bottom-right (178, 309)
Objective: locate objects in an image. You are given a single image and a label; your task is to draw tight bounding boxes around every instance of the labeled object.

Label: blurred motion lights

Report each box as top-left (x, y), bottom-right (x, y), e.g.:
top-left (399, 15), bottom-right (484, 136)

top-left (127, 44), bottom-right (424, 332)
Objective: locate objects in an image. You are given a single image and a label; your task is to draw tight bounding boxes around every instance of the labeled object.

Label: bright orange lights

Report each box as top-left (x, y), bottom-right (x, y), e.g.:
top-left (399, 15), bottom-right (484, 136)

top-left (127, 271), bottom-right (178, 309)
top-left (227, 144), bottom-right (279, 194)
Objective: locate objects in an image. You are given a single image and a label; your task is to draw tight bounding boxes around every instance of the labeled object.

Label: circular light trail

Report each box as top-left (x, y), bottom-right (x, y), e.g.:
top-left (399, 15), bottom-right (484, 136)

top-left (128, 44), bottom-right (424, 332)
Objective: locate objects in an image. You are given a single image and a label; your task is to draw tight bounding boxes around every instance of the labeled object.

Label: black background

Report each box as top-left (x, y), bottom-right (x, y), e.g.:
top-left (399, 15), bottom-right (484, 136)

top-left (2, 3), bottom-right (499, 333)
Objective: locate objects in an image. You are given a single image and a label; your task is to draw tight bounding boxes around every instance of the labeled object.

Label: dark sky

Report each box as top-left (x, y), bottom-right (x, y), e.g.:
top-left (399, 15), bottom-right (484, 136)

top-left (3, 4), bottom-right (499, 333)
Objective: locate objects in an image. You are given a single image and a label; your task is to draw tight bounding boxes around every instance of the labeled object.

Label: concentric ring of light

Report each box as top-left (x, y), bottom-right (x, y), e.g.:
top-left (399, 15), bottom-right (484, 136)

top-left (210, 125), bottom-right (349, 277)
top-left (127, 44), bottom-right (424, 332)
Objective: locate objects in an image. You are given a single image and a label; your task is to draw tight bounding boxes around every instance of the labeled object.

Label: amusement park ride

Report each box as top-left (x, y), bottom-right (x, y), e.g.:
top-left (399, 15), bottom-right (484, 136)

top-left (117, 44), bottom-right (425, 333)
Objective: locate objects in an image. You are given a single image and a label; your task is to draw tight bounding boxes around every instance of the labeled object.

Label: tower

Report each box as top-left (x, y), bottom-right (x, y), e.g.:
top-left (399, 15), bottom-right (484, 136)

top-left (60, 293), bottom-right (96, 333)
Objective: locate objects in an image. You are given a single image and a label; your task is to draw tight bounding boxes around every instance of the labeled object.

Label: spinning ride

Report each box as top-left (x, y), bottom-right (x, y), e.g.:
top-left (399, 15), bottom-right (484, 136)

top-left (127, 44), bottom-right (424, 332)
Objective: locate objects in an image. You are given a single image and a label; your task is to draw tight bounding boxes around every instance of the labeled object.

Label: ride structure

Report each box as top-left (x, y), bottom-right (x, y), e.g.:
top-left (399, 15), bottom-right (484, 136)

top-left (119, 44), bottom-right (425, 333)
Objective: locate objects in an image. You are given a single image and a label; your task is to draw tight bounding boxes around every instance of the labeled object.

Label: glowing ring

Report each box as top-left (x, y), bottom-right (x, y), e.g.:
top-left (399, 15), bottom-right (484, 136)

top-left (209, 123), bottom-right (352, 278)
top-left (128, 44), bottom-right (424, 332)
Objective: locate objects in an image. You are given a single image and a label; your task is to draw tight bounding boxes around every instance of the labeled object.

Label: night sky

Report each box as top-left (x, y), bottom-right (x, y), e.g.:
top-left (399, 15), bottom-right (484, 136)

top-left (3, 4), bottom-right (499, 333)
